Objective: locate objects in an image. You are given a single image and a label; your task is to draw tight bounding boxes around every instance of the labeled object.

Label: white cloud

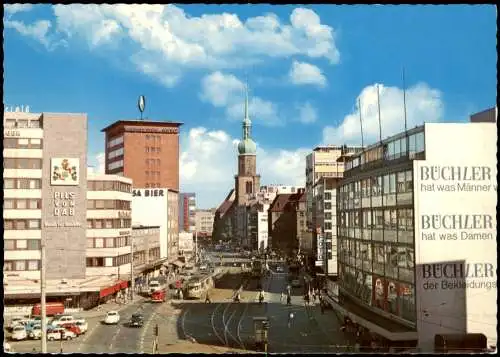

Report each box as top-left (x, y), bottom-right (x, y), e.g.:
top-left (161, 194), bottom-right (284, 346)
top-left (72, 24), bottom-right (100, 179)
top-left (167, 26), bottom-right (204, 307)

top-left (4, 20), bottom-right (56, 50)
top-left (200, 71), bottom-right (281, 126)
top-left (322, 82), bottom-right (444, 146)
top-left (180, 127), bottom-right (307, 208)
top-left (6, 5), bottom-right (340, 86)
top-left (200, 71), bottom-right (244, 107)
top-left (296, 102), bottom-right (318, 124)
top-left (289, 60), bottom-right (327, 87)
top-left (3, 4), bottom-right (34, 15)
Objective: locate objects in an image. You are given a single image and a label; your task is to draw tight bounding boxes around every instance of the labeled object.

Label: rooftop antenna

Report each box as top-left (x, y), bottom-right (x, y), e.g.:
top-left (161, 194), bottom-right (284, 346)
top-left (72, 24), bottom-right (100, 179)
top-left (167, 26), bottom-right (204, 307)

top-left (358, 98), bottom-right (364, 148)
top-left (138, 95), bottom-right (146, 120)
top-left (376, 84), bottom-right (382, 142)
top-left (402, 67), bottom-right (410, 154)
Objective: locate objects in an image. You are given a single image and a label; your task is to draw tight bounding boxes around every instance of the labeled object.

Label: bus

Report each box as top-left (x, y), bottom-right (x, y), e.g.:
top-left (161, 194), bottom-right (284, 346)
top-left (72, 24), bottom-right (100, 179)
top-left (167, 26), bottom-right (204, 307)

top-left (184, 275), bottom-right (214, 299)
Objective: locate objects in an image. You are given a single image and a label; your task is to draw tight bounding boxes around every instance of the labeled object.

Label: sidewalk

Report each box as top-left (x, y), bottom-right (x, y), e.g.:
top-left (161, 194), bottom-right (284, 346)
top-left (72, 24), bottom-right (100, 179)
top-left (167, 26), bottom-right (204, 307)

top-left (158, 340), bottom-right (246, 353)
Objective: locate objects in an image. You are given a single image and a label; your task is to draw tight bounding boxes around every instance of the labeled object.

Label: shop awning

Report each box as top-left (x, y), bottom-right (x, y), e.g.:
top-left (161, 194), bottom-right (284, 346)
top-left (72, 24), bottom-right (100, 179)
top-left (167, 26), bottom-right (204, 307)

top-left (99, 280), bottom-right (129, 299)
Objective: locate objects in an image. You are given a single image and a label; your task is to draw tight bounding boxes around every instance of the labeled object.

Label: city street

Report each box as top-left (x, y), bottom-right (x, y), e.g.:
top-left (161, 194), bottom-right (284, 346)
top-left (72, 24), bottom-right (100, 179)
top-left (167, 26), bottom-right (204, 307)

top-left (161, 266), bottom-right (351, 353)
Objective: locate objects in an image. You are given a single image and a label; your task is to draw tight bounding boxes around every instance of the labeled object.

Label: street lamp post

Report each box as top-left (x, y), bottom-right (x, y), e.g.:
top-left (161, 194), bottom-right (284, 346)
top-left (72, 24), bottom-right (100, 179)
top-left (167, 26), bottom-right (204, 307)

top-left (40, 239), bottom-right (48, 353)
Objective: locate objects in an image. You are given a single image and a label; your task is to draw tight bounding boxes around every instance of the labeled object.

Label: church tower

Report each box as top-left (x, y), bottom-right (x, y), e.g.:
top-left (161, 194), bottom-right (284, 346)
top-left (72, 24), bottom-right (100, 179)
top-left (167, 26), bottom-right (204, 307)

top-left (235, 84), bottom-right (261, 205)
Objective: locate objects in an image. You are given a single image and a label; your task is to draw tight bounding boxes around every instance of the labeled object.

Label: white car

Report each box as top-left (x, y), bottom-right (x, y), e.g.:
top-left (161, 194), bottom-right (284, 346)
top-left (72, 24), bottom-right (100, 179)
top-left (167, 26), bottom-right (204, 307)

top-left (47, 328), bottom-right (76, 341)
top-left (28, 325), bottom-right (42, 340)
top-left (9, 317), bottom-right (26, 330)
top-left (104, 311), bottom-right (120, 325)
top-left (10, 326), bottom-right (27, 341)
top-left (51, 315), bottom-right (76, 326)
top-left (75, 321), bottom-right (88, 334)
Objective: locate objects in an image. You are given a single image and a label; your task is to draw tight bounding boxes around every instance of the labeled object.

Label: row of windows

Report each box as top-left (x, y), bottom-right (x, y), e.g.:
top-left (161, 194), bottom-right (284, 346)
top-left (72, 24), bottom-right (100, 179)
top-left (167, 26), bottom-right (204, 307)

top-left (4, 138), bottom-right (43, 149)
top-left (347, 131), bottom-right (425, 170)
top-left (4, 260), bottom-right (41, 271)
top-left (339, 266), bottom-right (416, 323)
top-left (145, 159), bottom-right (161, 167)
top-left (88, 180), bottom-right (132, 193)
top-left (146, 171), bottom-right (161, 179)
top-left (145, 135), bottom-right (161, 141)
top-left (108, 160), bottom-right (124, 171)
top-left (107, 135), bottom-right (124, 148)
top-left (5, 239), bottom-right (41, 250)
top-left (87, 236), bottom-right (130, 248)
top-left (339, 170), bottom-right (413, 200)
top-left (4, 219), bottom-right (41, 230)
top-left (108, 147), bottom-right (124, 159)
top-left (145, 183), bottom-right (162, 188)
top-left (87, 199), bottom-right (131, 210)
top-left (339, 209), bottom-right (414, 230)
top-left (4, 118), bottom-right (41, 128)
top-left (86, 253), bottom-right (131, 267)
top-left (4, 199), bottom-right (42, 209)
top-left (135, 246), bottom-right (161, 264)
top-left (87, 219), bottom-right (131, 229)
top-left (4, 158), bottom-right (42, 170)
top-left (4, 178), bottom-right (42, 189)
top-left (145, 146), bottom-right (161, 153)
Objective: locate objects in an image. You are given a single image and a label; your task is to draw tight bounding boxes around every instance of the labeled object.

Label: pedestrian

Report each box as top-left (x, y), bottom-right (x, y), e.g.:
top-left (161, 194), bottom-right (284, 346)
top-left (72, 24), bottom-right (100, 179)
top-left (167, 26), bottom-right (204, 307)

top-left (205, 291), bottom-right (211, 304)
top-left (288, 311), bottom-right (294, 328)
top-left (320, 300), bottom-right (325, 314)
top-left (280, 291), bottom-right (284, 303)
top-left (287, 294), bottom-right (291, 306)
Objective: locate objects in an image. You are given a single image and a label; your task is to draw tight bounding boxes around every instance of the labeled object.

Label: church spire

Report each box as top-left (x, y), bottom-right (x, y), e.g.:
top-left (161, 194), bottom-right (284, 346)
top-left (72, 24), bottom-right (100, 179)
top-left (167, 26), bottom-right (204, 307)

top-left (242, 79), bottom-right (251, 141)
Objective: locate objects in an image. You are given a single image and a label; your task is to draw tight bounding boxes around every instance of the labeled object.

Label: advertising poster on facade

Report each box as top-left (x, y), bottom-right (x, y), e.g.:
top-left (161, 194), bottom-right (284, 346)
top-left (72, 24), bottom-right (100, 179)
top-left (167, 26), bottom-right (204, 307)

top-left (51, 158), bottom-right (79, 185)
top-left (413, 123), bottom-right (497, 351)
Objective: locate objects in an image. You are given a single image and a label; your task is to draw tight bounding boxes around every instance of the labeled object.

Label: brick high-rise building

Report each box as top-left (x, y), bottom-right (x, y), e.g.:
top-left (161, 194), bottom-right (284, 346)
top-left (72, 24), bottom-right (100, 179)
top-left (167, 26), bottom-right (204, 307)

top-left (101, 120), bottom-right (183, 190)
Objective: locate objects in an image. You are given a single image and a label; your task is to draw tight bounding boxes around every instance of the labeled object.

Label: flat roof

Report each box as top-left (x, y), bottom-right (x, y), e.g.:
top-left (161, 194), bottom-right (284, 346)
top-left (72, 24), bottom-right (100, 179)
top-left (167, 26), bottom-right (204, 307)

top-left (101, 119), bottom-right (184, 133)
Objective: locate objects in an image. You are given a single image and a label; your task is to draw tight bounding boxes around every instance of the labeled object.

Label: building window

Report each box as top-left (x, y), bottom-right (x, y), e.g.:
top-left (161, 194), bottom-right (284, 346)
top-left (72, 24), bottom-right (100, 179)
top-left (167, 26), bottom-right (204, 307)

top-left (27, 260), bottom-right (39, 270)
top-left (87, 239), bottom-right (94, 248)
top-left (15, 261), bottom-right (26, 271)
top-left (324, 202), bottom-right (332, 210)
top-left (324, 222), bottom-right (332, 230)
top-left (156, 159), bottom-right (160, 166)
top-left (95, 238), bottom-right (104, 248)
top-left (246, 181), bottom-right (253, 194)
top-left (5, 240), bottom-right (16, 250)
top-left (105, 238), bottom-right (114, 248)
top-left (324, 192), bottom-right (332, 200)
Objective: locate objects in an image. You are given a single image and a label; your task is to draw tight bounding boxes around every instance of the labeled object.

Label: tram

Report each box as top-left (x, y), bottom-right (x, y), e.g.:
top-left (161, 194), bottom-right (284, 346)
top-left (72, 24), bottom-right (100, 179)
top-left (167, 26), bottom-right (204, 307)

top-left (184, 275), bottom-right (214, 299)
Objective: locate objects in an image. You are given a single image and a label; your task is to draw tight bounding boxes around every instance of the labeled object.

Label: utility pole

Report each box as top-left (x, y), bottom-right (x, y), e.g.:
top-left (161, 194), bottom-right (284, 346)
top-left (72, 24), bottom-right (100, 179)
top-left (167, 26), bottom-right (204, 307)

top-left (130, 241), bottom-right (135, 301)
top-left (195, 231), bottom-right (198, 264)
top-left (41, 239), bottom-right (47, 353)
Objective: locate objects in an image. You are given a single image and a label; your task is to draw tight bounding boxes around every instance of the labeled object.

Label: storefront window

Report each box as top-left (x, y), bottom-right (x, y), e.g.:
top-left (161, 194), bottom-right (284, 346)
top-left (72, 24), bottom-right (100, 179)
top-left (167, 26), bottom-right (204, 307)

top-left (401, 284), bottom-right (416, 322)
top-left (389, 173), bottom-right (396, 193)
top-left (374, 210), bottom-right (383, 229)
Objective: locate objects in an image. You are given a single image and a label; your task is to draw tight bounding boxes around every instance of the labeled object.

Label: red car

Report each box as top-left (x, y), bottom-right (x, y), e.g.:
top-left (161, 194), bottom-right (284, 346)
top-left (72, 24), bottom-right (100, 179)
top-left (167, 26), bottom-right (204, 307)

top-left (61, 323), bottom-right (82, 336)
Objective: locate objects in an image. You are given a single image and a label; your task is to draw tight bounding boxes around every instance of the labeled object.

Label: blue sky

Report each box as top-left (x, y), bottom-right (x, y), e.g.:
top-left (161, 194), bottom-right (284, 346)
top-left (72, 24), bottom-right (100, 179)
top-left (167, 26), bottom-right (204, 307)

top-left (4, 4), bottom-right (497, 208)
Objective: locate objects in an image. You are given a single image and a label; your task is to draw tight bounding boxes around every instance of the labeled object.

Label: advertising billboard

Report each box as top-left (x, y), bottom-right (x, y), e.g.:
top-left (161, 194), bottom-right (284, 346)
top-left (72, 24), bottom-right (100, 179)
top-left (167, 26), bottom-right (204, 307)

top-left (414, 123), bottom-right (497, 351)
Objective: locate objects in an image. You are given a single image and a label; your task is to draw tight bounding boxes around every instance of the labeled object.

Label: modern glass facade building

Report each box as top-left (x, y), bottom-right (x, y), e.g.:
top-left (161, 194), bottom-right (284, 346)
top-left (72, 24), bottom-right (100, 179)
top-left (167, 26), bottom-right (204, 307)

top-left (337, 126), bottom-right (425, 329)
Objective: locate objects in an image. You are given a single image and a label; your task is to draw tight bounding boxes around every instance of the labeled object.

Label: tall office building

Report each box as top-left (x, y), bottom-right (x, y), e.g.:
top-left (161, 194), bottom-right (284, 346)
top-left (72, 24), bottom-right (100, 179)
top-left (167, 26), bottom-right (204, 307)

top-left (101, 120), bottom-right (183, 190)
top-left (4, 110), bottom-right (88, 281)
top-left (337, 122), bottom-right (497, 351)
top-left (179, 192), bottom-right (196, 232)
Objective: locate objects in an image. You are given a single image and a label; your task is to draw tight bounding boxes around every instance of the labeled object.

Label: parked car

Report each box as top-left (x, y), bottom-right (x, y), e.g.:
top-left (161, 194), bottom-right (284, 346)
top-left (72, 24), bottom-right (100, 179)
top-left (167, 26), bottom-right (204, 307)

top-left (51, 315), bottom-right (76, 326)
top-left (104, 311), bottom-right (120, 325)
top-left (47, 327), bottom-right (76, 341)
top-left (61, 323), bottom-right (82, 336)
top-left (32, 316), bottom-right (52, 326)
top-left (10, 326), bottom-right (27, 341)
top-left (8, 317), bottom-right (27, 331)
top-left (128, 313), bottom-right (144, 328)
top-left (28, 325), bottom-right (42, 340)
top-left (73, 317), bottom-right (86, 325)
top-left (75, 321), bottom-right (88, 334)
